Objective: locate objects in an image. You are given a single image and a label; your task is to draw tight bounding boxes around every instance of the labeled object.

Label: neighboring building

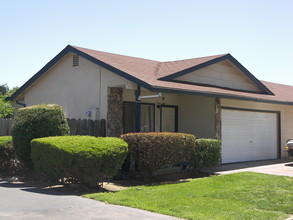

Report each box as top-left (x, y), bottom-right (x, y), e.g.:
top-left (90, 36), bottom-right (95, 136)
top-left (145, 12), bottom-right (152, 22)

top-left (8, 45), bottom-right (293, 163)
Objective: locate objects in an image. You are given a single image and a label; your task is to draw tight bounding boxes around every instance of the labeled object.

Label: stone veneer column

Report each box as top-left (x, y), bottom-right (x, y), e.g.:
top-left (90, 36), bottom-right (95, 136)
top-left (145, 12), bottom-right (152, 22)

top-left (107, 87), bottom-right (123, 137)
top-left (215, 98), bottom-right (221, 140)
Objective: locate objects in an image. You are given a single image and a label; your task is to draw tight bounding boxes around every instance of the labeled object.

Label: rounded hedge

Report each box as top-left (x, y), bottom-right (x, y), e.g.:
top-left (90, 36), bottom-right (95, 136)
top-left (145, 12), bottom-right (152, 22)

top-left (31, 136), bottom-right (128, 186)
top-left (0, 136), bottom-right (14, 170)
top-left (121, 132), bottom-right (196, 179)
top-left (191, 138), bottom-right (221, 174)
top-left (12, 104), bottom-right (70, 167)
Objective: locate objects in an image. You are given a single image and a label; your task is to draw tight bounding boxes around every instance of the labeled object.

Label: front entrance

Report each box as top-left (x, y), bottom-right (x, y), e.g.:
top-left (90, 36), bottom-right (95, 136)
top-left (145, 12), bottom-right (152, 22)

top-left (123, 102), bottom-right (178, 133)
top-left (123, 102), bottom-right (155, 133)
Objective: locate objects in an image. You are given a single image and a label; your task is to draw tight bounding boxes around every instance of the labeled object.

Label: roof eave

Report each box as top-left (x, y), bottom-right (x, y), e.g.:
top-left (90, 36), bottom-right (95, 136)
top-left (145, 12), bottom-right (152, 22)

top-left (150, 86), bottom-right (292, 106)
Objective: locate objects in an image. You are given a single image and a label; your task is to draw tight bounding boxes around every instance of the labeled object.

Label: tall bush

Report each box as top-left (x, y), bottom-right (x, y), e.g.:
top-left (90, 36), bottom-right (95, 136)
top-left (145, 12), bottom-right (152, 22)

top-left (12, 104), bottom-right (70, 167)
top-left (31, 136), bottom-right (128, 186)
top-left (121, 132), bottom-right (196, 179)
top-left (0, 136), bottom-right (14, 170)
top-left (192, 138), bottom-right (221, 173)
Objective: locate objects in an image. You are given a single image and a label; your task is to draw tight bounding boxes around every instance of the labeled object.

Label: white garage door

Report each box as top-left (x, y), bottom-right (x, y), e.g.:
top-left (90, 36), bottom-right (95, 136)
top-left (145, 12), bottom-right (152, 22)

top-left (221, 109), bottom-right (278, 163)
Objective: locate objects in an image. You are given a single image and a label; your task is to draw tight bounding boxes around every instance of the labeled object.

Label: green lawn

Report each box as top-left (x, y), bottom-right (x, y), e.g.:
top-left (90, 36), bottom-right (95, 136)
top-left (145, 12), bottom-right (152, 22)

top-left (84, 172), bottom-right (293, 220)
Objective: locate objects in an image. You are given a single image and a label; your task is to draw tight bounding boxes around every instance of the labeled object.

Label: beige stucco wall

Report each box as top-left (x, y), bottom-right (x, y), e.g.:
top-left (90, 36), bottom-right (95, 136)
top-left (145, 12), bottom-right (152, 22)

top-left (23, 52), bottom-right (134, 120)
top-left (221, 98), bottom-right (293, 158)
top-left (178, 94), bottom-right (215, 138)
top-left (24, 53), bottom-right (101, 118)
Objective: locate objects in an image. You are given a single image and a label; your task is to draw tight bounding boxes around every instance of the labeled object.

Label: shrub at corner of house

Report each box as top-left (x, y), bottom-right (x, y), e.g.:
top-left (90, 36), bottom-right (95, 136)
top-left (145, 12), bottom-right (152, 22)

top-left (192, 138), bottom-right (221, 173)
top-left (120, 132), bottom-right (196, 179)
top-left (0, 136), bottom-right (14, 170)
top-left (12, 103), bottom-right (70, 167)
top-left (31, 136), bottom-right (128, 186)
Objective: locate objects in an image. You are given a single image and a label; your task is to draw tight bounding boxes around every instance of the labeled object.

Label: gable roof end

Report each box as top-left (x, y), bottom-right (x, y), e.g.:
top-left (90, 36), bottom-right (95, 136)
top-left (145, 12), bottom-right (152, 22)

top-left (9, 45), bottom-right (157, 101)
top-left (158, 54), bottom-right (274, 95)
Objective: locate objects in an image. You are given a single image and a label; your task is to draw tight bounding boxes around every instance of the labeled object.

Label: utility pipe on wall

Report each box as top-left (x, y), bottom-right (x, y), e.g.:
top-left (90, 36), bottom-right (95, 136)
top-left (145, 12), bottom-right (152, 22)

top-left (135, 85), bottom-right (141, 132)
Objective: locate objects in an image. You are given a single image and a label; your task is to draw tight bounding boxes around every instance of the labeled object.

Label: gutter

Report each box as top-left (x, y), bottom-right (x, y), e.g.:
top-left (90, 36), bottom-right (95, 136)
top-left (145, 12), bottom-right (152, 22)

top-left (5, 96), bottom-right (26, 107)
top-left (16, 100), bottom-right (26, 107)
top-left (4, 96), bottom-right (11, 101)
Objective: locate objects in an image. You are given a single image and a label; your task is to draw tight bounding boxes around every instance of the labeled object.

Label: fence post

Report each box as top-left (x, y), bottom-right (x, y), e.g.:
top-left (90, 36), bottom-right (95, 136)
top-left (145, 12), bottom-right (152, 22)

top-left (76, 119), bottom-right (82, 135)
top-left (81, 119), bottom-right (88, 135)
top-left (100, 119), bottom-right (106, 137)
top-left (88, 119), bottom-right (94, 136)
top-left (94, 120), bottom-right (100, 137)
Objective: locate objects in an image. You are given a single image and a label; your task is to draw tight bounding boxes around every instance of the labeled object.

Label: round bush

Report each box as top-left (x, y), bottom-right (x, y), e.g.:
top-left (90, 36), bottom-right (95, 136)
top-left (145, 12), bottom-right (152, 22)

top-left (121, 132), bottom-right (196, 179)
top-left (0, 136), bottom-right (14, 170)
top-left (191, 138), bottom-right (221, 174)
top-left (31, 136), bottom-right (128, 186)
top-left (12, 104), bottom-right (70, 167)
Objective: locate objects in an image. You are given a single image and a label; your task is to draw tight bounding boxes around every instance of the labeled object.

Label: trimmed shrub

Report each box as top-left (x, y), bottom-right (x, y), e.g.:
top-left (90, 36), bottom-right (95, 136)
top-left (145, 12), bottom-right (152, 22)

top-left (121, 132), bottom-right (196, 179)
top-left (0, 136), bottom-right (14, 170)
top-left (192, 138), bottom-right (221, 173)
top-left (12, 104), bottom-right (70, 167)
top-left (31, 136), bottom-right (128, 186)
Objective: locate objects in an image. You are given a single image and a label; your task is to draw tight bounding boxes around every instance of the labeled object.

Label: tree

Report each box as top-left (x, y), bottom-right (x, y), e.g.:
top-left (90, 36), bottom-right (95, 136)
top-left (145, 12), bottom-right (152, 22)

top-left (0, 84), bottom-right (18, 118)
top-left (0, 84), bottom-right (9, 95)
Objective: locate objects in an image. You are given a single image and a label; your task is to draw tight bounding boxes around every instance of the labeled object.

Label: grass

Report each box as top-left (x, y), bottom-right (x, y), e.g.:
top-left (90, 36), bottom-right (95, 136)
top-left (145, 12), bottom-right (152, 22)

top-left (83, 172), bottom-right (293, 220)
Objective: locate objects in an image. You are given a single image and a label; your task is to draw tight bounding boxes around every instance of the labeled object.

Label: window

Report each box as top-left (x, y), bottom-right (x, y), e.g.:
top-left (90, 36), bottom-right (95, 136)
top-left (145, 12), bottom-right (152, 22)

top-left (123, 102), bottom-right (155, 133)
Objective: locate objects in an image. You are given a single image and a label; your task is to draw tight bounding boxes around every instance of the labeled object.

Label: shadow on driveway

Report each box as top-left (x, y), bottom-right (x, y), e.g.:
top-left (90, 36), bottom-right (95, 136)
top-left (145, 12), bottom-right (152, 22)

top-left (0, 178), bottom-right (70, 196)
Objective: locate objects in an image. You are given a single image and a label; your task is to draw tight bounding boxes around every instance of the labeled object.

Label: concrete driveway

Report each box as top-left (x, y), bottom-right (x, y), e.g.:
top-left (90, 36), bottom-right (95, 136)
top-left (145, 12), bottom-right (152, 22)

top-left (0, 179), bottom-right (179, 220)
top-left (203, 159), bottom-right (293, 177)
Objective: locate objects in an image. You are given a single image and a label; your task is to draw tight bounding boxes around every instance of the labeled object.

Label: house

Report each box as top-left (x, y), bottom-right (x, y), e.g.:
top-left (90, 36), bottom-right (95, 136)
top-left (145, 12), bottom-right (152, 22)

top-left (8, 45), bottom-right (293, 163)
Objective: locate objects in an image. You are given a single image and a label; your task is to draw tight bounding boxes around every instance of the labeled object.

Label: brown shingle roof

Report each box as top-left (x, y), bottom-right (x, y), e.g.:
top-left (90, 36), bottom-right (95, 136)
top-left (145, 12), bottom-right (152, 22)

top-left (157, 54), bottom-right (227, 79)
top-left (72, 46), bottom-right (160, 83)
top-left (72, 45), bottom-right (293, 105)
top-left (72, 46), bottom-right (229, 84)
top-left (9, 45), bottom-right (293, 105)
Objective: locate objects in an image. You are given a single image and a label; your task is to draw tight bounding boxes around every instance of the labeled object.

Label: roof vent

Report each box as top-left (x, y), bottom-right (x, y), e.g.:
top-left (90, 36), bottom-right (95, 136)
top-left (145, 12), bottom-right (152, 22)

top-left (73, 55), bottom-right (79, 66)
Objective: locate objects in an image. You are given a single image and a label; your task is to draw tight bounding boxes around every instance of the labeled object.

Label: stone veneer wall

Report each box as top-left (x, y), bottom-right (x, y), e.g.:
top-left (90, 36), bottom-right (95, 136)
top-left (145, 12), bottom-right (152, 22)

top-left (215, 98), bottom-right (221, 140)
top-left (107, 87), bottom-right (123, 137)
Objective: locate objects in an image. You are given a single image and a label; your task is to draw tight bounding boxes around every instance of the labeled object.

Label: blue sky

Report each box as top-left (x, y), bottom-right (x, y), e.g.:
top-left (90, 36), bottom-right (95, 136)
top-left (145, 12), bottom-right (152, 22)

top-left (1, 0), bottom-right (292, 89)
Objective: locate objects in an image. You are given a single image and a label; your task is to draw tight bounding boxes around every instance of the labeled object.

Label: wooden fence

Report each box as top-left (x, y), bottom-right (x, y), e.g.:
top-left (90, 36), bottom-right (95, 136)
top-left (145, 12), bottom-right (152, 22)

top-left (0, 118), bottom-right (12, 136)
top-left (0, 118), bottom-right (106, 137)
top-left (67, 118), bottom-right (106, 137)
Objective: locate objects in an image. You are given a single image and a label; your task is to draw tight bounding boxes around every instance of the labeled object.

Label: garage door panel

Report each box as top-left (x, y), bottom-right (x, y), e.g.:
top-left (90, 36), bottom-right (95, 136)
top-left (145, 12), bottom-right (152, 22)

top-left (222, 109), bottom-right (278, 163)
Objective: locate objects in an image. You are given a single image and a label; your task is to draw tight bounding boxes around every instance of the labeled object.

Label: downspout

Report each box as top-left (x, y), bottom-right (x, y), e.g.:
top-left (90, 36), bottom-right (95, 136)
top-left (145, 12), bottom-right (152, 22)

top-left (135, 85), bottom-right (141, 132)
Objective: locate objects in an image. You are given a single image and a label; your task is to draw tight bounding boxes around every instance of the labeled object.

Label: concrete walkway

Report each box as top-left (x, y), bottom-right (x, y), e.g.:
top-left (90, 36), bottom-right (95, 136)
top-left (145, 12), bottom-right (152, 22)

top-left (203, 159), bottom-right (293, 177)
top-left (0, 179), bottom-right (179, 220)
